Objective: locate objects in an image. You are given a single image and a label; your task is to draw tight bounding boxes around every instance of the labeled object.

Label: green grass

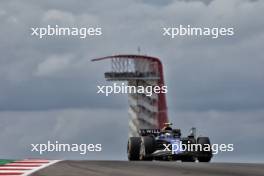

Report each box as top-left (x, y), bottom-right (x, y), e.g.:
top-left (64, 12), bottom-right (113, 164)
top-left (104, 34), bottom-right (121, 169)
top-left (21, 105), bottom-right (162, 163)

top-left (0, 159), bottom-right (14, 165)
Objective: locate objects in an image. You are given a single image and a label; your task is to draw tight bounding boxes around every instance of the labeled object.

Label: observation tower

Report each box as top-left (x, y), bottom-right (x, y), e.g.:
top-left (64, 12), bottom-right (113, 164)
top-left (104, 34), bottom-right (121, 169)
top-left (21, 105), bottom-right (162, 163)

top-left (92, 55), bottom-right (168, 136)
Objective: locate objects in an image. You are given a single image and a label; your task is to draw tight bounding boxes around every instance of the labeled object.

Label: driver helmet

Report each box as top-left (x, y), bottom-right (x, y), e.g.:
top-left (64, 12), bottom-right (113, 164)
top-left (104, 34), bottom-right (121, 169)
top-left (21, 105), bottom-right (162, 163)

top-left (162, 122), bottom-right (173, 132)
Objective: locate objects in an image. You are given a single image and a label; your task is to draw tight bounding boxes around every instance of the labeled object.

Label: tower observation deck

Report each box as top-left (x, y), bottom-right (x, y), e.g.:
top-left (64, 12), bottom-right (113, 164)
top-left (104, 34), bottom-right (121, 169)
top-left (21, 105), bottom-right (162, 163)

top-left (92, 55), bottom-right (168, 136)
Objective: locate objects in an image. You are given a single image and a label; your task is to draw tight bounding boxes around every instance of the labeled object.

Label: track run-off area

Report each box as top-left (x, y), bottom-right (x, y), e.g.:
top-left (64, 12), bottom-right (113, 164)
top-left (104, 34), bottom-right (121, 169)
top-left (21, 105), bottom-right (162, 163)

top-left (31, 160), bottom-right (264, 176)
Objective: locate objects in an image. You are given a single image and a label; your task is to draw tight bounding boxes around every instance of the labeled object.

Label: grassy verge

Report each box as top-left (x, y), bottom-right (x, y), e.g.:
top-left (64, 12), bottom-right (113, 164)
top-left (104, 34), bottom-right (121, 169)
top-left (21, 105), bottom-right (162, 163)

top-left (0, 159), bottom-right (14, 165)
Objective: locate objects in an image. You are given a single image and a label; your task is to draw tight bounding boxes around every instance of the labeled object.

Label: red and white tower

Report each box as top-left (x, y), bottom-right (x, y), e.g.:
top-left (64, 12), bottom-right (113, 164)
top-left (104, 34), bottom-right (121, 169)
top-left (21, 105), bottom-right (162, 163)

top-left (92, 55), bottom-right (168, 136)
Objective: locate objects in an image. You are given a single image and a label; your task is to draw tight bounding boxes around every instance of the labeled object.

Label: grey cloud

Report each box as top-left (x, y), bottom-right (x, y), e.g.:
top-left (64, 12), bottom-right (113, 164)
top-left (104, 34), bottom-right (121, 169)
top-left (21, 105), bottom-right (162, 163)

top-left (0, 0), bottom-right (263, 112)
top-left (179, 0), bottom-right (213, 5)
top-left (0, 0), bottom-right (263, 162)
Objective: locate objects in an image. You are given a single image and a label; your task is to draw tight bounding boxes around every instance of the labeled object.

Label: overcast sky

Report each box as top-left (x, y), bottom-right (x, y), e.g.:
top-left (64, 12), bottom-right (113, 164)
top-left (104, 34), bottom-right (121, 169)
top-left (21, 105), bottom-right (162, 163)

top-left (0, 0), bottom-right (263, 163)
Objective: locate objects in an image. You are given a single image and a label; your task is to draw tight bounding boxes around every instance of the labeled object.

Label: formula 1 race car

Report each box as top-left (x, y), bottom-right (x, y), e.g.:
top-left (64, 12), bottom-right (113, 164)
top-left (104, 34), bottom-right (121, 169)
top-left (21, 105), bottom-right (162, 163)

top-left (127, 123), bottom-right (212, 162)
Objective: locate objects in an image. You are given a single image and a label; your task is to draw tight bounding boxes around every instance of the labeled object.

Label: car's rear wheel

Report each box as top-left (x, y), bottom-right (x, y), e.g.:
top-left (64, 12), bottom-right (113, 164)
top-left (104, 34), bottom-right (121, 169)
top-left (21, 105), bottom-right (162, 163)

top-left (139, 136), bottom-right (155, 161)
top-left (182, 138), bottom-right (196, 162)
top-left (181, 156), bottom-right (196, 162)
top-left (197, 137), bottom-right (212, 162)
top-left (127, 137), bottom-right (141, 161)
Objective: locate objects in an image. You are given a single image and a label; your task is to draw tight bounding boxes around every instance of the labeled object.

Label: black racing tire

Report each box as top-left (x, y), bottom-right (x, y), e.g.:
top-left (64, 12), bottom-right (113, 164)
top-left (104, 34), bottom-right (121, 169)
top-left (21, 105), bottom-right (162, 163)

top-left (197, 137), bottom-right (212, 162)
top-left (181, 138), bottom-right (196, 162)
top-left (181, 156), bottom-right (196, 162)
top-left (139, 136), bottom-right (155, 161)
top-left (127, 137), bottom-right (141, 161)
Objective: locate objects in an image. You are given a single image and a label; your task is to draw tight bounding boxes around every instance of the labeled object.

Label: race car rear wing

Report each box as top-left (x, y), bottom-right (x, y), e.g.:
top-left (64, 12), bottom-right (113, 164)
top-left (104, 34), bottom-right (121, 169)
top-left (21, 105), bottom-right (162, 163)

top-left (139, 129), bottom-right (161, 136)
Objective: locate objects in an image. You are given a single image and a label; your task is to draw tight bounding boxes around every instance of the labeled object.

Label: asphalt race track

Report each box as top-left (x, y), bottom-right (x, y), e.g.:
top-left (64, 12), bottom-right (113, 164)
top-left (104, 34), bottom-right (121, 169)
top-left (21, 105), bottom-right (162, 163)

top-left (31, 161), bottom-right (264, 176)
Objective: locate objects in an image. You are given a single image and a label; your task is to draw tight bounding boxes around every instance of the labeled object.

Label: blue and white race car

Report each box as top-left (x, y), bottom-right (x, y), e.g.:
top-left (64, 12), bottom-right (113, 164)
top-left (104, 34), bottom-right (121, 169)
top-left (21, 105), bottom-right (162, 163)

top-left (127, 123), bottom-right (212, 162)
